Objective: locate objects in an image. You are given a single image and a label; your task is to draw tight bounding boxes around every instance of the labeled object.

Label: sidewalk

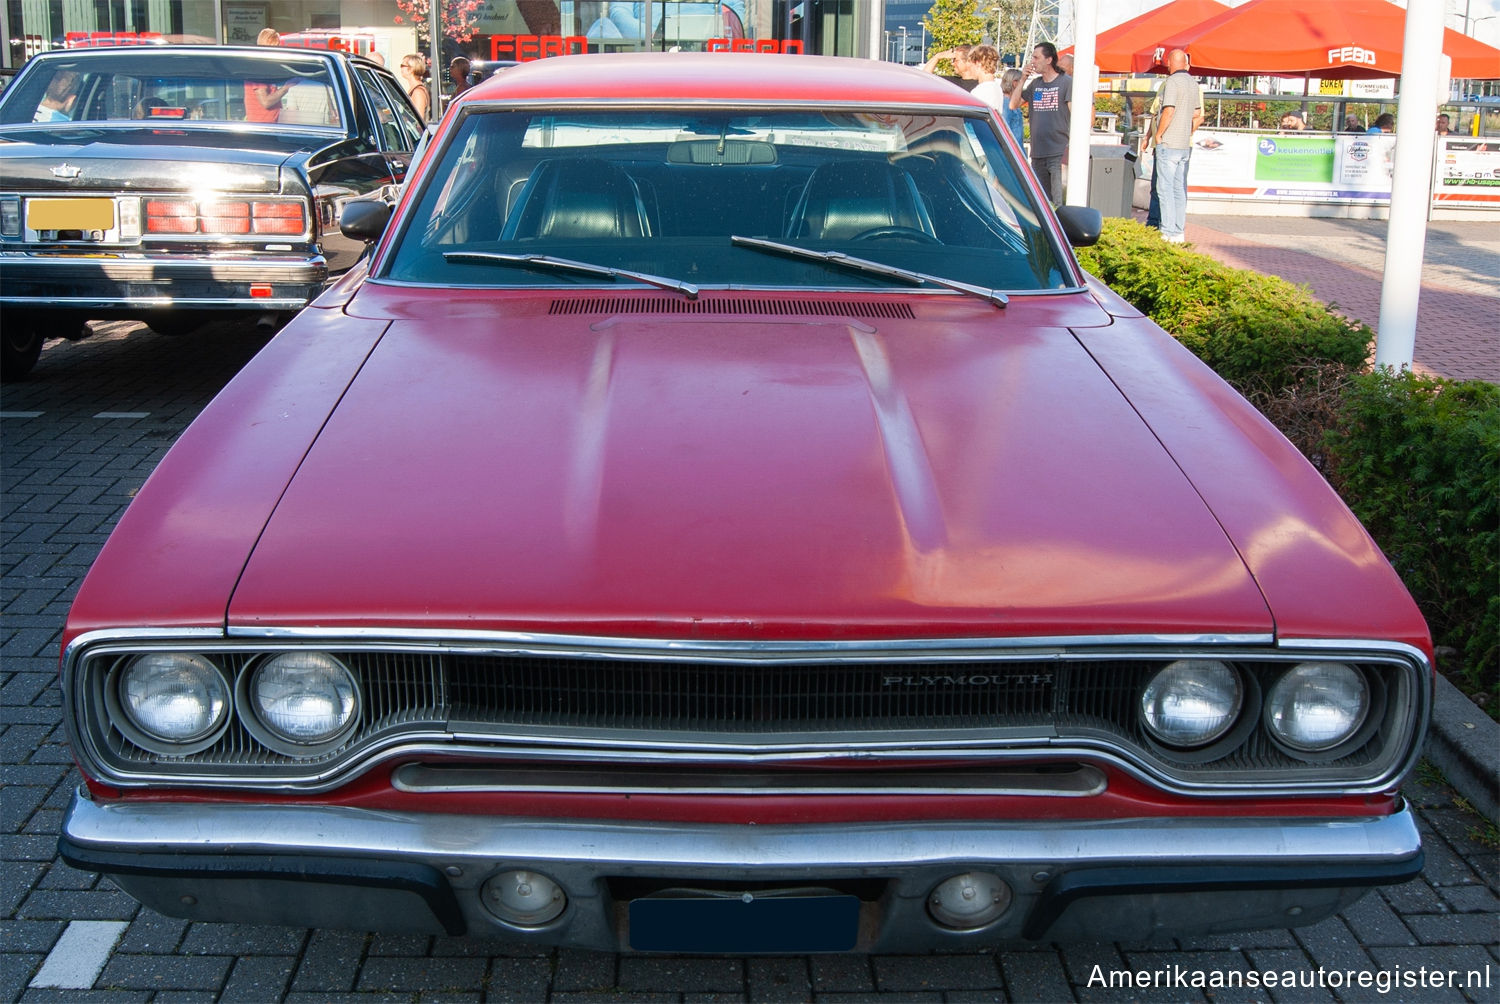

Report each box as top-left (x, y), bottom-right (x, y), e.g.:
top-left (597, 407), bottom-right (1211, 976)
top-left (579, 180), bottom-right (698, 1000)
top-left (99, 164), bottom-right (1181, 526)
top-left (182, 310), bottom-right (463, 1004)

top-left (1181, 214), bottom-right (1500, 384)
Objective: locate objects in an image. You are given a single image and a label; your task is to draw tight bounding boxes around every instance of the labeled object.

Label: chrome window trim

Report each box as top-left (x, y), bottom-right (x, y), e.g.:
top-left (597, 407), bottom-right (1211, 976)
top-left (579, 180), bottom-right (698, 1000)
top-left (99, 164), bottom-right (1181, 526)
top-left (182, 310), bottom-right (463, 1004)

top-left (61, 628), bottom-right (1428, 798)
top-left (359, 277), bottom-right (1095, 300)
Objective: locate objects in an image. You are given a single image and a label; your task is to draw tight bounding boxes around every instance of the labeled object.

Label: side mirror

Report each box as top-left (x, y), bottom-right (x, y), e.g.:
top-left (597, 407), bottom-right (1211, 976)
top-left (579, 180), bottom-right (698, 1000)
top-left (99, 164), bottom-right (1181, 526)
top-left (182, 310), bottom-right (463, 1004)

top-left (339, 200), bottom-right (392, 243)
top-left (1056, 205), bottom-right (1103, 247)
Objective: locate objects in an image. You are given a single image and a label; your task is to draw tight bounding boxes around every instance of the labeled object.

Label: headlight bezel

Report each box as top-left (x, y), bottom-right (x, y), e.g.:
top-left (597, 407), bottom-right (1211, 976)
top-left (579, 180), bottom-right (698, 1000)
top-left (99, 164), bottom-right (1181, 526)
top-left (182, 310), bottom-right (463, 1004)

top-left (1263, 661), bottom-right (1385, 761)
top-left (103, 652), bottom-right (233, 755)
top-left (238, 651), bottom-right (363, 756)
top-left (1137, 659), bottom-right (1262, 763)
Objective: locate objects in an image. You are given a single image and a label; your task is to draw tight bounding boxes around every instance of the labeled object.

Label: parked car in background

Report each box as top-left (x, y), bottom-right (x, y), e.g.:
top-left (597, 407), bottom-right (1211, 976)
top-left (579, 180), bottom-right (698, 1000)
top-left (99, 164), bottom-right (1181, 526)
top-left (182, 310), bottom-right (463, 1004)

top-left (58, 53), bottom-right (1429, 953)
top-left (0, 45), bottom-right (423, 379)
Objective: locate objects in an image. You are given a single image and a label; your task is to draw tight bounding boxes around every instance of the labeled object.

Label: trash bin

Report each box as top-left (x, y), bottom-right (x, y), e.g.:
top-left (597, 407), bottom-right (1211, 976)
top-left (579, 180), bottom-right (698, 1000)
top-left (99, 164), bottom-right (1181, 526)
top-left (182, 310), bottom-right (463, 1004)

top-left (1088, 145), bottom-right (1137, 218)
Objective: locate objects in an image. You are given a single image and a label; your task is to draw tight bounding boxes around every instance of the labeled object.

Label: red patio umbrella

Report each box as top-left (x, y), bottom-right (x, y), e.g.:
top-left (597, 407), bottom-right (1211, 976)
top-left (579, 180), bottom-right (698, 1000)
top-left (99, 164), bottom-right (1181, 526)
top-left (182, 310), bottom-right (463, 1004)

top-left (1130, 0), bottom-right (1500, 79)
top-left (1062, 0), bottom-right (1230, 73)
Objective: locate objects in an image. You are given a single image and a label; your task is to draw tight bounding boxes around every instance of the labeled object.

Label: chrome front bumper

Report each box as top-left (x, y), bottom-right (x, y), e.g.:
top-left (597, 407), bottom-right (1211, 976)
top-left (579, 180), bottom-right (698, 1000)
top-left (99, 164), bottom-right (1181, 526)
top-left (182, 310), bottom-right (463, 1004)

top-left (60, 789), bottom-right (1423, 951)
top-left (0, 251), bottom-right (326, 313)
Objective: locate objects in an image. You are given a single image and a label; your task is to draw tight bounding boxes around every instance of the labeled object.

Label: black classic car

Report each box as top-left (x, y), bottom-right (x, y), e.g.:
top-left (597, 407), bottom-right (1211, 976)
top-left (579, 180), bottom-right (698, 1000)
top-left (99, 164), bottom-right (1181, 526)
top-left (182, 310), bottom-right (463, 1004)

top-left (0, 45), bottom-right (424, 379)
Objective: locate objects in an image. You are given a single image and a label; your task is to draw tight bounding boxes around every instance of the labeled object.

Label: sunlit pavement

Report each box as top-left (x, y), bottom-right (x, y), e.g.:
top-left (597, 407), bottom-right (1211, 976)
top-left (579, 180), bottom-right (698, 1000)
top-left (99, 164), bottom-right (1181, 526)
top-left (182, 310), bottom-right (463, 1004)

top-left (1183, 214), bottom-right (1500, 384)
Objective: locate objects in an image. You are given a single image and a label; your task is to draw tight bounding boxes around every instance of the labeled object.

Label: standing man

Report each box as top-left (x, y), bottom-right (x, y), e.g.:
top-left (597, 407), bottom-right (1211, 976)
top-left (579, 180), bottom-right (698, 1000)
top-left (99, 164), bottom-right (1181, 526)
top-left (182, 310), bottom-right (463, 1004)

top-left (1008, 42), bottom-right (1071, 203)
top-left (1152, 48), bottom-right (1203, 244)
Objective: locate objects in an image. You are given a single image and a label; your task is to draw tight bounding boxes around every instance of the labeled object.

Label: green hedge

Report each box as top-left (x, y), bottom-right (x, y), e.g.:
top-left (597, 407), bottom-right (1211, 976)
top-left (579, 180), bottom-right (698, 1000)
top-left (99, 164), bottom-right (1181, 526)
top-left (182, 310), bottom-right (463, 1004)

top-left (1075, 219), bottom-right (1371, 394)
top-left (1327, 372), bottom-right (1500, 690)
top-left (1080, 218), bottom-right (1499, 702)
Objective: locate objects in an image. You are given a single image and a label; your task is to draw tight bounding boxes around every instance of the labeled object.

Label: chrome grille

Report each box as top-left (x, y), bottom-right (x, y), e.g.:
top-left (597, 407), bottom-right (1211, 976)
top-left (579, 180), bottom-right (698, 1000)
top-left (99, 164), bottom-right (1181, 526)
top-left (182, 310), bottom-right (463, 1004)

top-left (67, 638), bottom-right (1425, 794)
top-left (448, 656), bottom-right (1056, 732)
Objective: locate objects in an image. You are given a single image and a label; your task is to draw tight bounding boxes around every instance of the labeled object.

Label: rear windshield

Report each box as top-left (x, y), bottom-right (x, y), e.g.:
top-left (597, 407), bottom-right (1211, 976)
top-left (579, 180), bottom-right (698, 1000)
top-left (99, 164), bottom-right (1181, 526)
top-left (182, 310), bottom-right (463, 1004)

top-left (0, 51), bottom-right (341, 128)
top-left (383, 108), bottom-right (1072, 294)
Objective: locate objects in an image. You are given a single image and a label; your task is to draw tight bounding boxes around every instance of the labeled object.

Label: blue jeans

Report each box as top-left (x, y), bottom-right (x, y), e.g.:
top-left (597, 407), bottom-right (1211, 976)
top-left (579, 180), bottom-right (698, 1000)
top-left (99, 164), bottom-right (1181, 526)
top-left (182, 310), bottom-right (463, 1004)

top-left (1155, 146), bottom-right (1191, 238)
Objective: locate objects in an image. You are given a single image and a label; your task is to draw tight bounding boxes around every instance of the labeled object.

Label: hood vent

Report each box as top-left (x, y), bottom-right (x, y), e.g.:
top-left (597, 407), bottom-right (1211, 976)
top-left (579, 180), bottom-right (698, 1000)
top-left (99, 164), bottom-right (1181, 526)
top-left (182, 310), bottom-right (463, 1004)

top-left (549, 297), bottom-right (915, 319)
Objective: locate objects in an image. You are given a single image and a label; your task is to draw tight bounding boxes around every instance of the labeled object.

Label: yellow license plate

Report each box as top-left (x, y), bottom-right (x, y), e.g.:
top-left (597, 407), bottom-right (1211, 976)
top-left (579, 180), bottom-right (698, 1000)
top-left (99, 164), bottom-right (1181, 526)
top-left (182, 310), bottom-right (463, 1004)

top-left (27, 198), bottom-right (115, 232)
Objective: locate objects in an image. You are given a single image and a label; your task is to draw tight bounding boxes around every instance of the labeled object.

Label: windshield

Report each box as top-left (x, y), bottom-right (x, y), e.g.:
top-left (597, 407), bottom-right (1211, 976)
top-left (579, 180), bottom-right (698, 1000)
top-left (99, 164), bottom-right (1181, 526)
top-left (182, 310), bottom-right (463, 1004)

top-left (0, 51), bottom-right (342, 128)
top-left (383, 109), bottom-right (1071, 293)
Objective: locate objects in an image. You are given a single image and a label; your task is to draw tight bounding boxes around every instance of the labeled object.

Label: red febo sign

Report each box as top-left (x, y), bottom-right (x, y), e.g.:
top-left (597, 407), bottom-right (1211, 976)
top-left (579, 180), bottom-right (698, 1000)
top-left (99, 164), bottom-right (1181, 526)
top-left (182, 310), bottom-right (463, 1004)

top-left (490, 35), bottom-right (803, 60)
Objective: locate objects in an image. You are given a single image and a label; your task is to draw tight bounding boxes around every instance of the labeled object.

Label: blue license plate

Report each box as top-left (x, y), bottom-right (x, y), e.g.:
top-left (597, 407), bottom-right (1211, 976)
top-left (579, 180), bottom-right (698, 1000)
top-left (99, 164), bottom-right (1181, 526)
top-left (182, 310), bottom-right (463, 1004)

top-left (628, 893), bottom-right (860, 953)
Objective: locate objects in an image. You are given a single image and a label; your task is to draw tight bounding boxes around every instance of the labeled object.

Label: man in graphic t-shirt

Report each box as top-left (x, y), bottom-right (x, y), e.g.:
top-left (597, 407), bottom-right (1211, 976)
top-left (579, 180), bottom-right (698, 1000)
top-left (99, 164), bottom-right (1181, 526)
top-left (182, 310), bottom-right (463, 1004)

top-left (1008, 42), bottom-right (1072, 203)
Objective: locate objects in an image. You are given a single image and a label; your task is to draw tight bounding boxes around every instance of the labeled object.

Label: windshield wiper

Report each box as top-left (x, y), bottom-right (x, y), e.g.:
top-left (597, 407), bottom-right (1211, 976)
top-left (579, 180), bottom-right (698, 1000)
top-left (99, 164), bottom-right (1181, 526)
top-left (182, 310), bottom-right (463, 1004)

top-left (730, 235), bottom-right (1007, 308)
top-left (443, 251), bottom-right (699, 299)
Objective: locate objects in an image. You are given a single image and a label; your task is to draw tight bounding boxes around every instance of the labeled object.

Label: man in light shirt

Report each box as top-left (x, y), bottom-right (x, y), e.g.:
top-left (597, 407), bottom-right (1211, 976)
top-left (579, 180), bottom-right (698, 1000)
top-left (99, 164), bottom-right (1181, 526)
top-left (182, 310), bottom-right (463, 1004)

top-left (1151, 48), bottom-right (1203, 244)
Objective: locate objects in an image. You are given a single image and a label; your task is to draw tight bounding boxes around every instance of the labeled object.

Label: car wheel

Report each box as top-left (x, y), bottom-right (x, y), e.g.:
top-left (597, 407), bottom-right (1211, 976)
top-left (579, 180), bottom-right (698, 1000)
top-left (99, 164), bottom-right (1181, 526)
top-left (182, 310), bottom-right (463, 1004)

top-left (146, 313), bottom-right (207, 337)
top-left (0, 323), bottom-right (44, 382)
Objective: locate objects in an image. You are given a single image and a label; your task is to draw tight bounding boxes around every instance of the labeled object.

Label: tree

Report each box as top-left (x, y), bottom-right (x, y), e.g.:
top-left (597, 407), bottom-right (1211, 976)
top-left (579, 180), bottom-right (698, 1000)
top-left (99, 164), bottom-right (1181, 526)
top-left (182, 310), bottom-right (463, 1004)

top-left (923, 0), bottom-right (985, 66)
top-left (989, 0), bottom-right (1030, 68)
top-left (394, 0), bottom-right (484, 47)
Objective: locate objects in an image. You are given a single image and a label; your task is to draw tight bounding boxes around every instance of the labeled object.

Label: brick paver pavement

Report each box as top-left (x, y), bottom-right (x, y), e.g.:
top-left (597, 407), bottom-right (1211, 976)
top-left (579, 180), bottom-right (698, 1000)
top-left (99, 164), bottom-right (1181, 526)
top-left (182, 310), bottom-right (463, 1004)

top-left (1182, 215), bottom-right (1499, 384)
top-left (3, 308), bottom-right (1499, 1001)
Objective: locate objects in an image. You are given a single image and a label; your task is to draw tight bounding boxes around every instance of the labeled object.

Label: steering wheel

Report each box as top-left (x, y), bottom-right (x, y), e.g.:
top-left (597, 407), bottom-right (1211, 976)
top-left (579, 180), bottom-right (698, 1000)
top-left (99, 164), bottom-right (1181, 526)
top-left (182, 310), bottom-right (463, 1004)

top-left (850, 225), bottom-right (941, 244)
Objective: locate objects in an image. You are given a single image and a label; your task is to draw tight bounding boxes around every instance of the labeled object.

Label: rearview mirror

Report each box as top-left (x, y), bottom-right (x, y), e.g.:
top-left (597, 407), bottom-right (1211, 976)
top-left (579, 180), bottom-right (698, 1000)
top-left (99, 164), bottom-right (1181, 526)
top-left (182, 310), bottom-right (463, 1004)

top-left (1055, 206), bottom-right (1102, 247)
top-left (339, 200), bottom-right (392, 243)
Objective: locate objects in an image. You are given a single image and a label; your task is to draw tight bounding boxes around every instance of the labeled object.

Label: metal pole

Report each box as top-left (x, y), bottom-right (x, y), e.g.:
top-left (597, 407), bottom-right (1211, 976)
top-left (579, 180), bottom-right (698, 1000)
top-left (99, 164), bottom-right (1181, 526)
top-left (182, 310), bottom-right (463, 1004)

top-left (1064, 0), bottom-right (1099, 207)
top-left (900, 26), bottom-right (908, 65)
top-left (1375, 1), bottom-right (1444, 370)
top-left (429, 0), bottom-right (441, 116)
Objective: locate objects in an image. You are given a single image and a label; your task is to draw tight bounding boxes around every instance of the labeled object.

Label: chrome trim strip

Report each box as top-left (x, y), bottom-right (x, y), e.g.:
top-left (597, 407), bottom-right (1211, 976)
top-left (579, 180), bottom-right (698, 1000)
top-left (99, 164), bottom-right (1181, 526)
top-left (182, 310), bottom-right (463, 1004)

top-left (1, 297), bottom-right (310, 310)
top-left (390, 762), bottom-right (1108, 797)
top-left (62, 790), bottom-right (1423, 870)
top-left (216, 626), bottom-right (1276, 657)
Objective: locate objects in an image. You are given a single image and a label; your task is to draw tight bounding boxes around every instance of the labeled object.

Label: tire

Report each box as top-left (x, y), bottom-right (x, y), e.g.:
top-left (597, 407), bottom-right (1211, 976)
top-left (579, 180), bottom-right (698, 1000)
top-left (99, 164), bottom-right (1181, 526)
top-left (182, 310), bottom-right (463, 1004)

top-left (0, 323), bottom-right (44, 382)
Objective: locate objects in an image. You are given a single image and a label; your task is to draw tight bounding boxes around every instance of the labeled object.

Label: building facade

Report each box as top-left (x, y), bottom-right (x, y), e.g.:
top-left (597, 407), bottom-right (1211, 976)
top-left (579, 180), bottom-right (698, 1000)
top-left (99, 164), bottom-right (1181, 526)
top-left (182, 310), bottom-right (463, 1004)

top-left (3, 0), bottom-right (882, 68)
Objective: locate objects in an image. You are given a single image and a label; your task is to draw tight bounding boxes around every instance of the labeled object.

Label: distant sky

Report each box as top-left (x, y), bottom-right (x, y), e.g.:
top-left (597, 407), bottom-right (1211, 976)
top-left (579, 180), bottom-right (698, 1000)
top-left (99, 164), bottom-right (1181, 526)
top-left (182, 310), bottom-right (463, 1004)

top-left (1081, 0), bottom-right (1500, 48)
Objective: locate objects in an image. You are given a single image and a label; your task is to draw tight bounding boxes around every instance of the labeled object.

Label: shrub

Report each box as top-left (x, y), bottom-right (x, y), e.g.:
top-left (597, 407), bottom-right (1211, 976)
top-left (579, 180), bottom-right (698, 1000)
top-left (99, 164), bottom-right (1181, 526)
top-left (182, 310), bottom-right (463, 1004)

top-left (1325, 371), bottom-right (1500, 698)
top-left (1076, 219), bottom-right (1372, 397)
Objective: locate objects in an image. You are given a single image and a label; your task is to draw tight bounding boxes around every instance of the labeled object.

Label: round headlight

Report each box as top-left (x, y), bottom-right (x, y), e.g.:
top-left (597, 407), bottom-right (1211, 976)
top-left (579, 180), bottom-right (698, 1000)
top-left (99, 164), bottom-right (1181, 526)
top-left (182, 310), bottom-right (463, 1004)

top-left (119, 653), bottom-right (229, 744)
top-left (1140, 660), bottom-right (1242, 748)
top-left (1265, 662), bottom-right (1368, 752)
top-left (249, 652), bottom-right (358, 746)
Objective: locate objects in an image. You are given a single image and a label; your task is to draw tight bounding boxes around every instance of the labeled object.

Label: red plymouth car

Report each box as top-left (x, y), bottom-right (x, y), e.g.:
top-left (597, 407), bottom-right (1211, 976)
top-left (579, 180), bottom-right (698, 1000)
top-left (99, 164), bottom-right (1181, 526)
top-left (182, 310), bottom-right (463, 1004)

top-left (59, 54), bottom-right (1428, 953)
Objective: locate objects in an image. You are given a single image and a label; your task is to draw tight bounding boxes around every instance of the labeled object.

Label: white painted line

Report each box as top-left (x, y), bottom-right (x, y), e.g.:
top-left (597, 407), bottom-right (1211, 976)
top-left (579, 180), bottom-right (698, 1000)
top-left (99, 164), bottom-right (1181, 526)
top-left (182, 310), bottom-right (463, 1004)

top-left (29, 919), bottom-right (128, 989)
top-left (93, 411), bottom-right (151, 419)
top-left (0, 411), bottom-right (45, 418)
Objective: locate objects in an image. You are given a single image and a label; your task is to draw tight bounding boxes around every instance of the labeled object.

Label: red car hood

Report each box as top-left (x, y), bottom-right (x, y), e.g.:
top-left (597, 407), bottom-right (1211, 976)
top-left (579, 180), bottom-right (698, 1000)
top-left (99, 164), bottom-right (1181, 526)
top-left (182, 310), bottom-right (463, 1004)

top-left (227, 292), bottom-right (1273, 640)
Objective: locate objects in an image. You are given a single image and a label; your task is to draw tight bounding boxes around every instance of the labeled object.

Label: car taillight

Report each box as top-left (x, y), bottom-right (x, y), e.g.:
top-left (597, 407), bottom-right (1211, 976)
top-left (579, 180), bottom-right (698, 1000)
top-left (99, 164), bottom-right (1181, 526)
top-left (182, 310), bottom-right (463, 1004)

top-left (252, 202), bottom-right (306, 235)
top-left (145, 199), bottom-right (196, 233)
top-left (198, 201), bottom-right (251, 235)
top-left (143, 198), bottom-right (306, 237)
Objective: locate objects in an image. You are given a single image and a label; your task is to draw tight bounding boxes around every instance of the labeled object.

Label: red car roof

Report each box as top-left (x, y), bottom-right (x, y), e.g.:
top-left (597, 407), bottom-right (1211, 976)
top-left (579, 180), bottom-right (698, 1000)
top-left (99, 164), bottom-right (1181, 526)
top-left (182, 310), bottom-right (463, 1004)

top-left (461, 52), bottom-right (988, 107)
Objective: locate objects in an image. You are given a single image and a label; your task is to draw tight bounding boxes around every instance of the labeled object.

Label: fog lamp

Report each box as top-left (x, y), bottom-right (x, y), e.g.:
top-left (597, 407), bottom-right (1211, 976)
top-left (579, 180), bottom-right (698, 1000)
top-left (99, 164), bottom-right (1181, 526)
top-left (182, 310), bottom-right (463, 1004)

top-left (481, 870), bottom-right (567, 927)
top-left (1140, 660), bottom-right (1242, 748)
top-left (249, 651), bottom-right (358, 746)
top-left (1265, 662), bottom-right (1368, 752)
top-left (118, 652), bottom-right (229, 745)
top-left (927, 872), bottom-right (1011, 930)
